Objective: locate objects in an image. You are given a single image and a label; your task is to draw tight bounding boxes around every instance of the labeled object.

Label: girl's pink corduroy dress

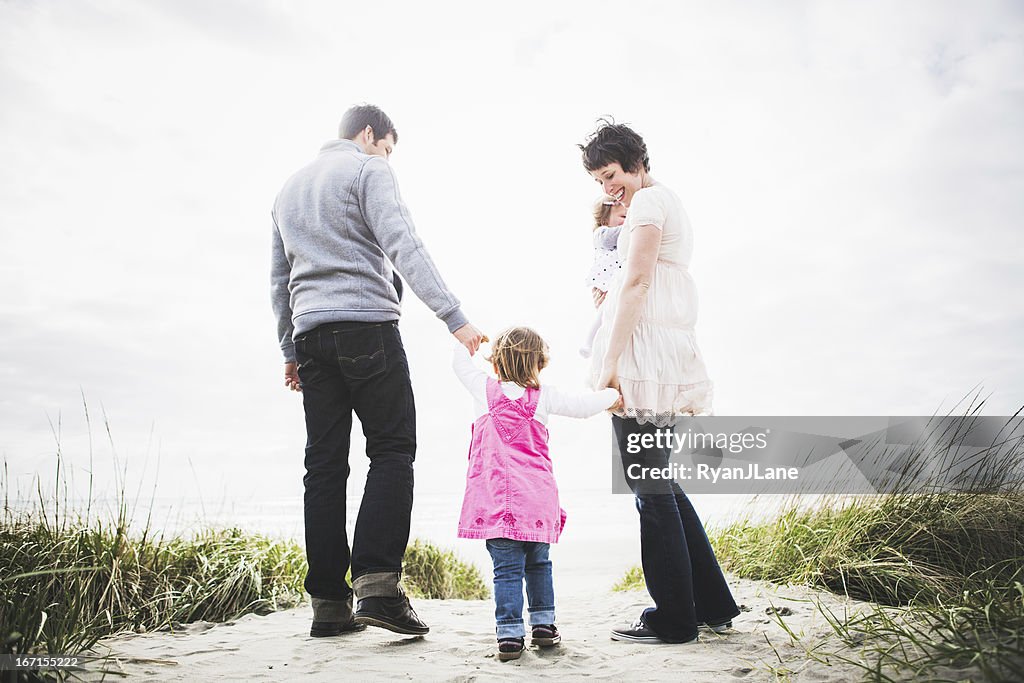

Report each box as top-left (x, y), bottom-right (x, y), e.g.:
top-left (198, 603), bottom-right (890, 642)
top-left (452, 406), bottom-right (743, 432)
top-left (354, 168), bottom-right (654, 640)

top-left (457, 377), bottom-right (567, 543)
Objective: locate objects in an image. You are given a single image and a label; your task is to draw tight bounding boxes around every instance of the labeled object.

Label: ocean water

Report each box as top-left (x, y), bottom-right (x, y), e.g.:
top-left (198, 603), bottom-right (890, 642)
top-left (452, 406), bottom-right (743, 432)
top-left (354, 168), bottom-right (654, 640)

top-left (91, 488), bottom-right (782, 598)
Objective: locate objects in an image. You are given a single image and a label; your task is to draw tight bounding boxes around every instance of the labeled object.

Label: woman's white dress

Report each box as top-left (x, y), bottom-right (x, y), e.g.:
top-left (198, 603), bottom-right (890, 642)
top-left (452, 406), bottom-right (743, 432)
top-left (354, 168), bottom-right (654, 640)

top-left (588, 182), bottom-right (713, 425)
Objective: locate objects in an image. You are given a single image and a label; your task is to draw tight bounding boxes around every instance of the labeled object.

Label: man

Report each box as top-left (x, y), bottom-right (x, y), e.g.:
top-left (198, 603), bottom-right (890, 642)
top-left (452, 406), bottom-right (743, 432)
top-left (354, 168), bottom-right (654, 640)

top-left (271, 104), bottom-right (484, 637)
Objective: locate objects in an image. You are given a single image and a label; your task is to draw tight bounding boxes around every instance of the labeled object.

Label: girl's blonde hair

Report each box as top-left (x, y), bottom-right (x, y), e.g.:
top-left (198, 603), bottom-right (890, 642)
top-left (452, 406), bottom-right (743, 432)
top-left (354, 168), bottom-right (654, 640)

top-left (488, 327), bottom-right (549, 389)
top-left (592, 196), bottom-right (617, 230)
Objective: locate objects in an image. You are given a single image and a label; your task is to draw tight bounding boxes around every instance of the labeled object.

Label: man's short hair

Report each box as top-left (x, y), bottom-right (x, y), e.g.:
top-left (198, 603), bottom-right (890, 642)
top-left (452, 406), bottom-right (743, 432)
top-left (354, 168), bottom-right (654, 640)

top-left (339, 104), bottom-right (398, 143)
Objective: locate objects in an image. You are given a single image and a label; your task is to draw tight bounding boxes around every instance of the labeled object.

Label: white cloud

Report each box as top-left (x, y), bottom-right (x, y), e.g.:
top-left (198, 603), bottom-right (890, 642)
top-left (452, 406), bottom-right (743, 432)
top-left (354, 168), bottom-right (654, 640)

top-left (1, 1), bottom-right (1022, 501)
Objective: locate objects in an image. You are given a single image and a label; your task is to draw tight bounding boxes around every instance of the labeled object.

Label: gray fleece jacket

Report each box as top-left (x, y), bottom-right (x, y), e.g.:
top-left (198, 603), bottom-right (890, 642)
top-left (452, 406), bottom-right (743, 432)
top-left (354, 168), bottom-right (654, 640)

top-left (271, 139), bottom-right (468, 362)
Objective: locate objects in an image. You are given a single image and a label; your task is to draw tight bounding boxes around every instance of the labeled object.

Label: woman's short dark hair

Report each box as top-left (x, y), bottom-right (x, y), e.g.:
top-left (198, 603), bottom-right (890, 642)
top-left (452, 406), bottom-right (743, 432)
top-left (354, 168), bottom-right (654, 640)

top-left (578, 118), bottom-right (649, 174)
top-left (339, 104), bottom-right (398, 143)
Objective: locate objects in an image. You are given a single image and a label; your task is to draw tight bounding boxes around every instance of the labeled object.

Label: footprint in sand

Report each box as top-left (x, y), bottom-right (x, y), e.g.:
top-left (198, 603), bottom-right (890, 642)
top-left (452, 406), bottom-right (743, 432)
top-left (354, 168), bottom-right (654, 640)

top-left (764, 606), bottom-right (793, 616)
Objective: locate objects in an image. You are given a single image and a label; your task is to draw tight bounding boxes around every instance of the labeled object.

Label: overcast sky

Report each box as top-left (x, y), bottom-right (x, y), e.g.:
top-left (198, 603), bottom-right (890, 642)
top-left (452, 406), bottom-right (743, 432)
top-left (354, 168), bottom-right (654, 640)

top-left (1, 0), bottom-right (1022, 505)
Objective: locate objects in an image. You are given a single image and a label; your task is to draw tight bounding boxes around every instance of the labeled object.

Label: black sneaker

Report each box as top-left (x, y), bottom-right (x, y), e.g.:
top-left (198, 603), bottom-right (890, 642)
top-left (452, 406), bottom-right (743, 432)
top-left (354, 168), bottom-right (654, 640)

top-left (610, 617), bottom-right (697, 644)
top-left (531, 624), bottom-right (561, 647)
top-left (610, 618), bottom-right (663, 643)
top-left (353, 596), bottom-right (430, 636)
top-left (698, 618), bottom-right (733, 634)
top-left (498, 637), bottom-right (525, 661)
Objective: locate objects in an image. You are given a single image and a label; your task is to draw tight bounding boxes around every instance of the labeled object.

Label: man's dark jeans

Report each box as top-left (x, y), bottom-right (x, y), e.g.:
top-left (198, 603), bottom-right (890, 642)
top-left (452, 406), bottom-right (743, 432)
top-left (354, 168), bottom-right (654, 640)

top-left (612, 416), bottom-right (740, 642)
top-left (294, 321), bottom-right (416, 601)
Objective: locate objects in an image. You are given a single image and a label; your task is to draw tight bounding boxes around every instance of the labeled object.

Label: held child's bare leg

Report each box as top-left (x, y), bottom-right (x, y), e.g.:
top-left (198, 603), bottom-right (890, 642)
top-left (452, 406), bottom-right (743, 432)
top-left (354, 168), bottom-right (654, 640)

top-left (580, 306), bottom-right (605, 358)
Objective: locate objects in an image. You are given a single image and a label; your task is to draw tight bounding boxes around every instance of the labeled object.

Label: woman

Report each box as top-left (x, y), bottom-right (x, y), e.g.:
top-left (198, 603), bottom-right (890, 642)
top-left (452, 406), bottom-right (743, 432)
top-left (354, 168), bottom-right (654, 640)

top-left (580, 120), bottom-right (740, 644)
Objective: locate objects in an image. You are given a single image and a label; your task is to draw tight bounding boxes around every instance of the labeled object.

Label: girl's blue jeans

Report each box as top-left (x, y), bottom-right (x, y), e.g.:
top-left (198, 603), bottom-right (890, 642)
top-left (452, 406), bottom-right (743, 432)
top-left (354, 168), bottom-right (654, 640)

top-left (485, 538), bottom-right (556, 639)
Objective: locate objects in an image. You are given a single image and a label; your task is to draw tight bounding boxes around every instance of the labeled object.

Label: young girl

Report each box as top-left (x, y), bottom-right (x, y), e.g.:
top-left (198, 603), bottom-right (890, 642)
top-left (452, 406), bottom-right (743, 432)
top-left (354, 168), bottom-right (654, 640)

top-left (453, 327), bottom-right (620, 660)
top-left (579, 197), bottom-right (628, 358)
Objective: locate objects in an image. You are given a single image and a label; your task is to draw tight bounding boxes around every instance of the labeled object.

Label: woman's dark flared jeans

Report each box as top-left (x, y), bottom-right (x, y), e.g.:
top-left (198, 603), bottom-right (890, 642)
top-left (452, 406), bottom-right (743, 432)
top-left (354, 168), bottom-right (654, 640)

top-left (612, 416), bottom-right (739, 642)
top-left (294, 321), bottom-right (416, 601)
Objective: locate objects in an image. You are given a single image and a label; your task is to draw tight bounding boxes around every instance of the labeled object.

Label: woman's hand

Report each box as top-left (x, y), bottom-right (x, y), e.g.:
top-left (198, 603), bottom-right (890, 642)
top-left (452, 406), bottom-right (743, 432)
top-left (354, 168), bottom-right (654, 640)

top-left (608, 391), bottom-right (625, 413)
top-left (598, 359), bottom-right (620, 393)
top-left (599, 360), bottom-right (623, 413)
top-left (591, 287), bottom-right (607, 308)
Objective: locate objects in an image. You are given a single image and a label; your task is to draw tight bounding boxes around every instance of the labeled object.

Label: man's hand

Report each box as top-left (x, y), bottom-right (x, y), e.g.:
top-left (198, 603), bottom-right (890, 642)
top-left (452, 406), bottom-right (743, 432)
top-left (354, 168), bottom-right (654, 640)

top-left (284, 362), bottom-right (302, 392)
top-left (592, 287), bottom-right (607, 308)
top-left (453, 323), bottom-right (488, 356)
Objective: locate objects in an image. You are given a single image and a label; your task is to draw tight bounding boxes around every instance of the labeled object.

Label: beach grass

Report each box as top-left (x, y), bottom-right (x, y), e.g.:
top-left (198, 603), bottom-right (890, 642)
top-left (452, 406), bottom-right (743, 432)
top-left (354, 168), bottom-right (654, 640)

top-left (0, 507), bottom-right (488, 660)
top-left (402, 539), bottom-right (489, 600)
top-left (612, 404), bottom-right (1024, 681)
top-left (715, 492), bottom-right (1024, 681)
top-left (1, 410), bottom-right (489, 667)
top-left (611, 565), bottom-right (645, 592)
top-left (0, 501), bottom-right (308, 662)
top-left (713, 491), bottom-right (1024, 605)
top-left (2, 497), bottom-right (489, 666)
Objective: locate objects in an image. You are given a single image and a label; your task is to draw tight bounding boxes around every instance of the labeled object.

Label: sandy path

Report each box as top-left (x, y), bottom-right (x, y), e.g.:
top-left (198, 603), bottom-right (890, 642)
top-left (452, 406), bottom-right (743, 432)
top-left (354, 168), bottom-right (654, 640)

top-left (83, 576), bottom-right (871, 682)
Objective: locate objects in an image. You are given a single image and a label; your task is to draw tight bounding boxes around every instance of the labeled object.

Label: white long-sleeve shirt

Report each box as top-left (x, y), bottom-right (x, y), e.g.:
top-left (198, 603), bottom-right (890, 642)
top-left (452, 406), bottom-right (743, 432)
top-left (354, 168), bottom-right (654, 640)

top-left (452, 345), bottom-right (619, 424)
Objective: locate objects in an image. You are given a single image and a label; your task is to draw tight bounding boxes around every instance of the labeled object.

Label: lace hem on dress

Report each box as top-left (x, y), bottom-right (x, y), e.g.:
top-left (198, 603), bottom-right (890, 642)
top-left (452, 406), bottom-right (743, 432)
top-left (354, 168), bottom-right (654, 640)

top-left (610, 378), bottom-right (714, 426)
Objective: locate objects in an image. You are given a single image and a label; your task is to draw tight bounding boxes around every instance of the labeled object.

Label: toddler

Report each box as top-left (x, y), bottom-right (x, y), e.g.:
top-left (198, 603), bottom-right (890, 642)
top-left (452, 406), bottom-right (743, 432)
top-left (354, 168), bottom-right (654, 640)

top-left (453, 327), bottom-right (620, 660)
top-left (579, 197), bottom-right (627, 358)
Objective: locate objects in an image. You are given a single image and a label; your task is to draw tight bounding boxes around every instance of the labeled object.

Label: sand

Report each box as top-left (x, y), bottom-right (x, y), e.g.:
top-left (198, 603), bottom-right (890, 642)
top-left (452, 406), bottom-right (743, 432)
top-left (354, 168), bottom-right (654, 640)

top-left (80, 575), bottom-right (877, 682)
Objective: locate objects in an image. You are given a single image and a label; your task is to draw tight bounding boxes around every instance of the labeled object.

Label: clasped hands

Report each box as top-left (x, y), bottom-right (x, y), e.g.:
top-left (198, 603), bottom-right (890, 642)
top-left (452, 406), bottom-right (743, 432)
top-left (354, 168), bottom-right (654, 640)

top-left (285, 324), bottom-right (625, 413)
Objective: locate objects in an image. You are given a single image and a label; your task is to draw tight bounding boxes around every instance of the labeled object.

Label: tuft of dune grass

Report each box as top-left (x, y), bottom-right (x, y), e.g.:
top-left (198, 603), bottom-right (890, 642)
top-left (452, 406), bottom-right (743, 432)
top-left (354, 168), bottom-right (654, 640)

top-left (713, 491), bottom-right (1024, 606)
top-left (401, 539), bottom-right (489, 600)
top-left (1, 512), bottom-right (307, 658)
top-left (1, 401), bottom-right (490, 661)
top-left (611, 403), bottom-right (1024, 681)
top-left (611, 565), bottom-right (645, 593)
top-left (2, 508), bottom-right (490, 660)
